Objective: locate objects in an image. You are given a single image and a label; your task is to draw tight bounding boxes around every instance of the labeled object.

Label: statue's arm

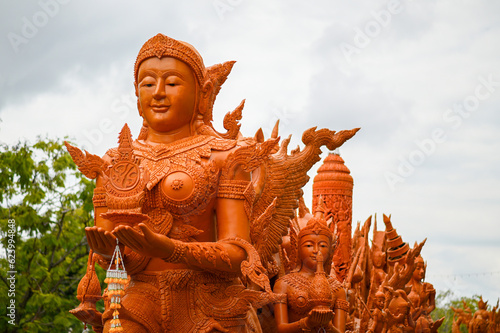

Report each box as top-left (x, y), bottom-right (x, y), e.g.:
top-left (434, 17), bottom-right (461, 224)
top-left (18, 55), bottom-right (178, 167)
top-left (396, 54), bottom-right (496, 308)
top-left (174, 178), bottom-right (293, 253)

top-left (425, 283), bottom-right (436, 313)
top-left (85, 173), bottom-right (116, 259)
top-left (92, 174), bottom-right (112, 230)
top-left (211, 195), bottom-right (250, 270)
top-left (273, 279), bottom-right (302, 333)
top-left (367, 314), bottom-right (378, 333)
top-left (192, 161), bottom-right (252, 273)
top-left (334, 288), bottom-right (348, 333)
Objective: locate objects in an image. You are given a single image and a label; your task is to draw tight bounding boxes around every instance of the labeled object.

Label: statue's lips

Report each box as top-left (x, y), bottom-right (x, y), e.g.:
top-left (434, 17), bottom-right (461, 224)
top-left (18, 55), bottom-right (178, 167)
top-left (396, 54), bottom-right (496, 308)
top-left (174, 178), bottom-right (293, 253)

top-left (151, 106), bottom-right (170, 113)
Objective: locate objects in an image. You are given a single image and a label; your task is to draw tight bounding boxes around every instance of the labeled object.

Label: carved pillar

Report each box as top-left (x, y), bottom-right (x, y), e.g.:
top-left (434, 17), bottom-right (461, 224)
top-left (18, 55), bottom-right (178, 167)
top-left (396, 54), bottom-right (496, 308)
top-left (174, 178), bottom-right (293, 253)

top-left (312, 153), bottom-right (353, 282)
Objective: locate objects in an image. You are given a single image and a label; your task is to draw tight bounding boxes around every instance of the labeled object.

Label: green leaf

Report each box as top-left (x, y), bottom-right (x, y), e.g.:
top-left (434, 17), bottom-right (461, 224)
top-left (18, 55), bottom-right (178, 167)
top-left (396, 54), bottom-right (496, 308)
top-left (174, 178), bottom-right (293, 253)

top-left (0, 138), bottom-right (94, 332)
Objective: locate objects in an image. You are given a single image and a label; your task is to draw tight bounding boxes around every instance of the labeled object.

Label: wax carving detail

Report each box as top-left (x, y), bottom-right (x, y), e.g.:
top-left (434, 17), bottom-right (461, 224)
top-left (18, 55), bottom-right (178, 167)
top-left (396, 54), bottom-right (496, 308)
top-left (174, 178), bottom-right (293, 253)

top-left (109, 161), bottom-right (140, 190)
top-left (170, 179), bottom-right (184, 190)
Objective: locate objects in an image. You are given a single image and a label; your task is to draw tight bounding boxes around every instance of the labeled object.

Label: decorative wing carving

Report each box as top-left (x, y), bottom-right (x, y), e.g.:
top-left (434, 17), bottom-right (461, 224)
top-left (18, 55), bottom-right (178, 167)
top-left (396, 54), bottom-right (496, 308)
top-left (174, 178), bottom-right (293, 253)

top-left (64, 141), bottom-right (107, 179)
top-left (220, 138), bottom-right (279, 181)
top-left (249, 126), bottom-right (359, 275)
top-left (220, 99), bottom-right (244, 140)
top-left (205, 61), bottom-right (236, 123)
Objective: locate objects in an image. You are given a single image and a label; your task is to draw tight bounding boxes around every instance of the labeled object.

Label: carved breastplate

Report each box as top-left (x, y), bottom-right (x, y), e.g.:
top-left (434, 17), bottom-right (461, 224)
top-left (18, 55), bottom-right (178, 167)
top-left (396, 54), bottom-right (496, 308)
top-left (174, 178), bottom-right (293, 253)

top-left (123, 136), bottom-right (236, 240)
top-left (155, 158), bottom-right (219, 217)
top-left (279, 272), bottom-right (341, 316)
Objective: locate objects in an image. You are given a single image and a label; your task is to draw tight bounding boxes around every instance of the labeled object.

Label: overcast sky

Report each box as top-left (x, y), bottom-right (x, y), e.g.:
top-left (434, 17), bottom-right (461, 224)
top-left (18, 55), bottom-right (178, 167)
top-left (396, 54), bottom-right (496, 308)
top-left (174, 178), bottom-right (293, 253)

top-left (1, 0), bottom-right (499, 303)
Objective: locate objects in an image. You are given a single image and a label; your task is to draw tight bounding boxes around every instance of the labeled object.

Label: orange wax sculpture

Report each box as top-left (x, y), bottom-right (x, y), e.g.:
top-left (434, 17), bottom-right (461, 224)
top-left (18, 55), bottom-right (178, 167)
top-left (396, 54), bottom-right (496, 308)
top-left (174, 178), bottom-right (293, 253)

top-left (66, 33), bottom-right (358, 332)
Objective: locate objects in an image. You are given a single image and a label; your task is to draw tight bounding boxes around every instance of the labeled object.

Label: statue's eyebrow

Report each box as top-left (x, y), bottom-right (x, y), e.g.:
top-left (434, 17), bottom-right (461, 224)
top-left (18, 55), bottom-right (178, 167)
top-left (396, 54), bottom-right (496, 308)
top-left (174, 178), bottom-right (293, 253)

top-left (137, 70), bottom-right (156, 81)
top-left (138, 69), bottom-right (186, 81)
top-left (162, 70), bottom-right (186, 80)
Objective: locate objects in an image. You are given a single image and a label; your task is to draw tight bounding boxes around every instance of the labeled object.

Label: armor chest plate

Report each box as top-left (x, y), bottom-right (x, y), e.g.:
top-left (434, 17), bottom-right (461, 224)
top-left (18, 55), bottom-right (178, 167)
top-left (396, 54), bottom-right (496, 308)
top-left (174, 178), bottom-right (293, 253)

top-left (124, 136), bottom-right (237, 241)
top-left (278, 272), bottom-right (341, 316)
top-left (155, 159), bottom-right (219, 217)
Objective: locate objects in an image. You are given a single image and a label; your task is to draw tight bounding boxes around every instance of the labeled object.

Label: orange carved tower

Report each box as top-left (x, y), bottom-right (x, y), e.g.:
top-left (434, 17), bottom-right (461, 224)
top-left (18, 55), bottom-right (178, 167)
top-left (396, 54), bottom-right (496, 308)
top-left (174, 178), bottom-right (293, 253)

top-left (312, 153), bottom-right (353, 281)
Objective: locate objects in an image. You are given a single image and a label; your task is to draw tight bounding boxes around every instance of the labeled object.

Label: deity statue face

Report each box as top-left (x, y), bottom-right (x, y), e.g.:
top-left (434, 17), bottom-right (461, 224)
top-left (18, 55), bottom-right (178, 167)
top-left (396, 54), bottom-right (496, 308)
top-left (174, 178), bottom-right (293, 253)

top-left (413, 261), bottom-right (425, 281)
top-left (372, 250), bottom-right (386, 268)
top-left (390, 295), bottom-right (410, 318)
top-left (298, 233), bottom-right (331, 272)
top-left (136, 56), bottom-right (198, 137)
top-left (374, 295), bottom-right (385, 310)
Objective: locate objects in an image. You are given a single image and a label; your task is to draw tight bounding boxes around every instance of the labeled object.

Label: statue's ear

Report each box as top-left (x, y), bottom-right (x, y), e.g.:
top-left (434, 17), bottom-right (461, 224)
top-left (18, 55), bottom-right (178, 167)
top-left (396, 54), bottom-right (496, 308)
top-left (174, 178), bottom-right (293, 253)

top-left (135, 83), bottom-right (143, 117)
top-left (198, 80), bottom-right (214, 116)
top-left (202, 80), bottom-right (214, 99)
top-left (137, 100), bottom-right (143, 117)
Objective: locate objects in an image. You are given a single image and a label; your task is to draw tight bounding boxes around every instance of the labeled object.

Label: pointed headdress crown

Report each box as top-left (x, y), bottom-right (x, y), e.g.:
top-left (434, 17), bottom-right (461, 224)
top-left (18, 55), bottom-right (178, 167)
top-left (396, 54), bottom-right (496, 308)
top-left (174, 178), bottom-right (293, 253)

top-left (478, 296), bottom-right (487, 309)
top-left (375, 286), bottom-right (385, 299)
top-left (134, 33), bottom-right (206, 85)
top-left (298, 196), bottom-right (333, 243)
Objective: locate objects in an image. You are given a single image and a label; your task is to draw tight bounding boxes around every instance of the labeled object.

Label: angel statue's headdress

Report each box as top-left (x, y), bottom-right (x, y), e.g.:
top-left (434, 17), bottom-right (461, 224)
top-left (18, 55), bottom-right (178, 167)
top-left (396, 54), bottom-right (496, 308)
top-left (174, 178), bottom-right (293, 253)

top-left (297, 197), bottom-right (335, 273)
top-left (298, 197), bottom-right (333, 243)
top-left (414, 255), bottom-right (424, 265)
top-left (135, 33), bottom-right (243, 139)
top-left (134, 34), bottom-right (205, 86)
top-left (478, 296), bottom-right (487, 309)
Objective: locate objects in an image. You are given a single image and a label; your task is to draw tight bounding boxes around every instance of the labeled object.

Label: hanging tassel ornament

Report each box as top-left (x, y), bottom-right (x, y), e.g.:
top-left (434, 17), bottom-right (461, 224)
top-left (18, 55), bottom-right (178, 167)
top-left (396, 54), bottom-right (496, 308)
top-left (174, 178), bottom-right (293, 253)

top-left (104, 239), bottom-right (127, 332)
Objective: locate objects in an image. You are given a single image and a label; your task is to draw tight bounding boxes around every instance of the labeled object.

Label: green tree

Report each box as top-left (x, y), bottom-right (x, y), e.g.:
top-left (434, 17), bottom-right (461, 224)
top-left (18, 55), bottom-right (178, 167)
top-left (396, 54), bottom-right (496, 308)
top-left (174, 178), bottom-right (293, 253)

top-left (433, 290), bottom-right (486, 333)
top-left (0, 138), bottom-right (95, 332)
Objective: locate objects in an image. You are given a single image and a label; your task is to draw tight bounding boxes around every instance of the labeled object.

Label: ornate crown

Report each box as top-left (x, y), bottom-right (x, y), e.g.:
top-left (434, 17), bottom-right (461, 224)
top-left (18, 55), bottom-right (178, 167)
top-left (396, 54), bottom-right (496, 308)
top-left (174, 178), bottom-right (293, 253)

top-left (415, 255), bottom-right (424, 265)
top-left (134, 33), bottom-right (205, 85)
top-left (298, 197), bottom-right (333, 242)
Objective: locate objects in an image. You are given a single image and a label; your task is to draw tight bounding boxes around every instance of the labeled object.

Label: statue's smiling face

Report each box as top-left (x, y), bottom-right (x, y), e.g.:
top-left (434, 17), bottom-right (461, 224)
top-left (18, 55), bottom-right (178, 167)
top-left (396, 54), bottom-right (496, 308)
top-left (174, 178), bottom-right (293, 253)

top-left (136, 57), bottom-right (197, 134)
top-left (374, 296), bottom-right (385, 310)
top-left (298, 234), bottom-right (331, 272)
top-left (413, 262), bottom-right (425, 281)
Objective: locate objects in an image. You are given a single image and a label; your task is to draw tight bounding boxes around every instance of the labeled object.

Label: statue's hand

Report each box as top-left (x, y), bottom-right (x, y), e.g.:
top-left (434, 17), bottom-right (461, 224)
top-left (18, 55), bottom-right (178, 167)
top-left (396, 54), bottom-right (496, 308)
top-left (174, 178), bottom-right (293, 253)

top-left (392, 312), bottom-right (404, 321)
top-left (113, 223), bottom-right (173, 258)
top-left (85, 227), bottom-right (116, 258)
top-left (208, 322), bottom-right (229, 333)
top-left (306, 307), bottom-right (335, 328)
top-left (69, 304), bottom-right (103, 328)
